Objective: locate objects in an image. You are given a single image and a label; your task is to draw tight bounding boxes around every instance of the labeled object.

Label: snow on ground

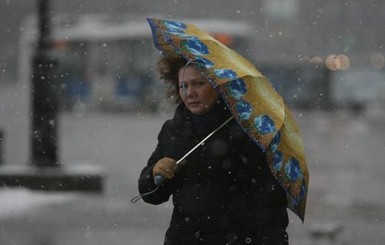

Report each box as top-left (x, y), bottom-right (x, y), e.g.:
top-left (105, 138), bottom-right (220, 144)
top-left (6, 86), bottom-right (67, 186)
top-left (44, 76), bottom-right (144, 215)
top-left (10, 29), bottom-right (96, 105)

top-left (0, 188), bottom-right (78, 219)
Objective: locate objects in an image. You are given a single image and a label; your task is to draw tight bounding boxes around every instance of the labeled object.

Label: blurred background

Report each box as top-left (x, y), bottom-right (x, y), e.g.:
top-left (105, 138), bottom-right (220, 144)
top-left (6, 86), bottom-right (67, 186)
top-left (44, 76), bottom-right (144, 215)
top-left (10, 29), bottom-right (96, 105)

top-left (1, 0), bottom-right (385, 112)
top-left (0, 0), bottom-right (384, 244)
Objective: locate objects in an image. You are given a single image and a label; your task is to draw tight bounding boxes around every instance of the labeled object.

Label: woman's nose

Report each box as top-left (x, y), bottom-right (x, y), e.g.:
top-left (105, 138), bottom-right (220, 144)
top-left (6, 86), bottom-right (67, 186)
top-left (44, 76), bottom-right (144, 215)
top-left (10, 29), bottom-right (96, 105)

top-left (185, 86), bottom-right (196, 97)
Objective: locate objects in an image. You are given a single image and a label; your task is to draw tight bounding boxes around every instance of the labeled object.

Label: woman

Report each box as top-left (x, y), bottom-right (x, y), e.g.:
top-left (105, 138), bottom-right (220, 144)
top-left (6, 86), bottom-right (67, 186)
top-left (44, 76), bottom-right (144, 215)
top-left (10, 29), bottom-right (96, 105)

top-left (137, 56), bottom-right (289, 245)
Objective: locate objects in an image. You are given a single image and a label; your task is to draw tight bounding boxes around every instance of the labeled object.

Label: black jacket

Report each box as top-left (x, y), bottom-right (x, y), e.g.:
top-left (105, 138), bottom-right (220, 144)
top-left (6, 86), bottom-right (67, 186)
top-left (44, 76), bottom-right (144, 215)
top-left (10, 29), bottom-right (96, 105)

top-left (138, 101), bottom-right (289, 245)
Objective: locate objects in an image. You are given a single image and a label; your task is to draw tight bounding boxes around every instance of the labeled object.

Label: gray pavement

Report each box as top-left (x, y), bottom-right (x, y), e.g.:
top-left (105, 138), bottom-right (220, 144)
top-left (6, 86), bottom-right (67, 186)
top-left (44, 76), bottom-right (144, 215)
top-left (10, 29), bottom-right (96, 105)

top-left (1, 84), bottom-right (385, 244)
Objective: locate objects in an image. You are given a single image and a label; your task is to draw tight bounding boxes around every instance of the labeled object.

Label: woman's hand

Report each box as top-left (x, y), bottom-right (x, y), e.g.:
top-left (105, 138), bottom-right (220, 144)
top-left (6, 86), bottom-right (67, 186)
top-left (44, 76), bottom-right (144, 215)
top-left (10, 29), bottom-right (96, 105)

top-left (153, 157), bottom-right (179, 180)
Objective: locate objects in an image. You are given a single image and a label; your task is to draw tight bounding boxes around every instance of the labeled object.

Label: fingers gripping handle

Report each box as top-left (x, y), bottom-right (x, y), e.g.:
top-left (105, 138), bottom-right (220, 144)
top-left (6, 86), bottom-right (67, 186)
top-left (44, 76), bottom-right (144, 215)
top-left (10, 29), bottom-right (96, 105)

top-left (153, 157), bottom-right (187, 185)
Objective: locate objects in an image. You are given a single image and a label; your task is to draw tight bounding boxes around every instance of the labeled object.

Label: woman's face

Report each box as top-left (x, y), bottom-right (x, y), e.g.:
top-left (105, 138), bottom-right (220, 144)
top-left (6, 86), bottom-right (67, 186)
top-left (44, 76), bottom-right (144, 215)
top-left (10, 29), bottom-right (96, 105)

top-left (178, 66), bottom-right (219, 115)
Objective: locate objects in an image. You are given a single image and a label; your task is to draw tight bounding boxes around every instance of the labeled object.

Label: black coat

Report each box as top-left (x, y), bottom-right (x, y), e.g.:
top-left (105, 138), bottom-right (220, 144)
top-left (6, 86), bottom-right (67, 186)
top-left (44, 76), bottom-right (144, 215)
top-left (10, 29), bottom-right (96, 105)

top-left (138, 102), bottom-right (289, 245)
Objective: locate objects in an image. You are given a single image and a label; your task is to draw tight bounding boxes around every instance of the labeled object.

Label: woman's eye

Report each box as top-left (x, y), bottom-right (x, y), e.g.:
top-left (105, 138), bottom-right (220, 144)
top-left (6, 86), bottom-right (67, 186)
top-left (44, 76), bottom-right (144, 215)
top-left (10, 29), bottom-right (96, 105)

top-left (194, 81), bottom-right (204, 86)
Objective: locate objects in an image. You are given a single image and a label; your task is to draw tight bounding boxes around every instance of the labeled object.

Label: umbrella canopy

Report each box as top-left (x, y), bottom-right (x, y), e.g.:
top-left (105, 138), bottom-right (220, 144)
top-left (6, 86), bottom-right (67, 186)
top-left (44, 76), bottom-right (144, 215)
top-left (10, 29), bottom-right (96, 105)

top-left (147, 18), bottom-right (309, 221)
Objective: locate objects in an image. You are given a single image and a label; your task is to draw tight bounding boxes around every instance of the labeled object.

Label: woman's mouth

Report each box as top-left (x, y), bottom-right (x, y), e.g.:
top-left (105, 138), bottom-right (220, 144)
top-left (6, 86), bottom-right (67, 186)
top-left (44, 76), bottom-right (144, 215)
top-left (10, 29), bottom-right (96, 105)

top-left (189, 101), bottom-right (201, 107)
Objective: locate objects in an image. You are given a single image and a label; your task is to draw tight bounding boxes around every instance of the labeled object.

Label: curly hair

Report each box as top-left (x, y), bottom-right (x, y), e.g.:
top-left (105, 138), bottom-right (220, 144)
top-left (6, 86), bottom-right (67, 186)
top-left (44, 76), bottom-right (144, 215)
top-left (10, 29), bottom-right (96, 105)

top-left (157, 56), bottom-right (187, 104)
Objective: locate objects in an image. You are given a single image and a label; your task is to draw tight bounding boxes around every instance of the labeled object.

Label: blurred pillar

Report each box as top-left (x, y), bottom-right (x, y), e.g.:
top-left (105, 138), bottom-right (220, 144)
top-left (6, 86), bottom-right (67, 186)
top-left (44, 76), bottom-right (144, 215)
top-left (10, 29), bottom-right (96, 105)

top-left (0, 129), bottom-right (3, 165)
top-left (31, 0), bottom-right (59, 167)
top-left (0, 0), bottom-right (104, 192)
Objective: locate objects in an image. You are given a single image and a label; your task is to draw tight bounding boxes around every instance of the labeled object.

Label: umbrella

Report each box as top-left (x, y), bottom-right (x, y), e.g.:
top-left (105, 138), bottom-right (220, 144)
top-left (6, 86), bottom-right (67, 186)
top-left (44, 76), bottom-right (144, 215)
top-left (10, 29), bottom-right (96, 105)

top-left (147, 18), bottom-right (309, 222)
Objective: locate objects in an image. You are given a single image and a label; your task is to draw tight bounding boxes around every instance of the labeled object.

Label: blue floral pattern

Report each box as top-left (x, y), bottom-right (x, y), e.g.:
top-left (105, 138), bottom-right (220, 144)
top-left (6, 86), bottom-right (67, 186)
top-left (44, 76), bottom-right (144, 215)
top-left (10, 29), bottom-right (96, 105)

top-left (165, 28), bottom-right (185, 35)
top-left (270, 132), bottom-right (281, 153)
top-left (236, 100), bottom-right (252, 120)
top-left (181, 39), bottom-right (209, 56)
top-left (177, 34), bottom-right (200, 40)
top-left (297, 180), bottom-right (307, 202)
top-left (273, 151), bottom-right (284, 171)
top-left (289, 179), bottom-right (306, 204)
top-left (214, 69), bottom-right (237, 79)
top-left (228, 78), bottom-right (247, 99)
top-left (285, 157), bottom-right (303, 182)
top-left (254, 115), bottom-right (276, 134)
top-left (194, 57), bottom-right (214, 68)
top-left (164, 21), bottom-right (187, 31)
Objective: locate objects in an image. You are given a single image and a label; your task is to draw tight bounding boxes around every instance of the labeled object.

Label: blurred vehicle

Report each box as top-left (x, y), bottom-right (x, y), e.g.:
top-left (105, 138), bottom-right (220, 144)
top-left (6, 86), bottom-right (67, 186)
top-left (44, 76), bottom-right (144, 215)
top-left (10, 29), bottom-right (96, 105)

top-left (329, 68), bottom-right (385, 111)
top-left (258, 62), bottom-right (331, 110)
top-left (18, 15), bottom-right (255, 113)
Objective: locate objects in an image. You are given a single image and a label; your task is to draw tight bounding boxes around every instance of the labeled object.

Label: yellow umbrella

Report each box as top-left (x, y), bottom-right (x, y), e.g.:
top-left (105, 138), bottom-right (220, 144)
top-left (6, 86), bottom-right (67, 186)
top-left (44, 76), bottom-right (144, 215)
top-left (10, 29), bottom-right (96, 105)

top-left (147, 18), bottom-right (309, 221)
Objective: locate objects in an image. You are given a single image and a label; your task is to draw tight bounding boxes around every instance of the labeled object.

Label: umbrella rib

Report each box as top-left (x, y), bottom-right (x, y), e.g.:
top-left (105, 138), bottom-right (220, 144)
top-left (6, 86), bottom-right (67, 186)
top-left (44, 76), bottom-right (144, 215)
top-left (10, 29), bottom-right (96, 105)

top-left (176, 115), bottom-right (234, 165)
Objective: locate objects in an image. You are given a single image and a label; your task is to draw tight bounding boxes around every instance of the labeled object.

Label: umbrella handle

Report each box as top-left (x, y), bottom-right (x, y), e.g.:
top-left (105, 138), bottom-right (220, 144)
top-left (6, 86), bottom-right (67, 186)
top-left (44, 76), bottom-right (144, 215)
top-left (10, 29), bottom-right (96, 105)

top-left (154, 175), bottom-right (165, 185)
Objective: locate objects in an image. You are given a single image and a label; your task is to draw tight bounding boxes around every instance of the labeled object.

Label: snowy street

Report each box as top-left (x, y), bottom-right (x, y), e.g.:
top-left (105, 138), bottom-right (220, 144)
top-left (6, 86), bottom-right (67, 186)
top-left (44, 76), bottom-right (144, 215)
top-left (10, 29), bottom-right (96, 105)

top-left (1, 84), bottom-right (385, 244)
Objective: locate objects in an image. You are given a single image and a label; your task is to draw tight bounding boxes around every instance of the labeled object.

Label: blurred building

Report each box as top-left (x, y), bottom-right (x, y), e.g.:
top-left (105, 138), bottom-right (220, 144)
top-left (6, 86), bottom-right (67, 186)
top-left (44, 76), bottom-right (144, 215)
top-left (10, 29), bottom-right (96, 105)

top-left (1, 0), bottom-right (384, 110)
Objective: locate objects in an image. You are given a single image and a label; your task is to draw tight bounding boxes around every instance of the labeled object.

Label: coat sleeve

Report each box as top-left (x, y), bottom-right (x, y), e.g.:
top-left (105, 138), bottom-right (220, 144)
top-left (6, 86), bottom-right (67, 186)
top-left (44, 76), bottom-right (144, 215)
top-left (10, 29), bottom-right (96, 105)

top-left (137, 121), bottom-right (175, 205)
